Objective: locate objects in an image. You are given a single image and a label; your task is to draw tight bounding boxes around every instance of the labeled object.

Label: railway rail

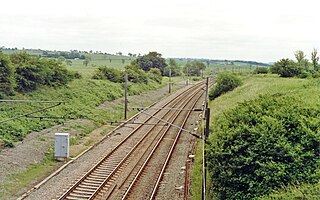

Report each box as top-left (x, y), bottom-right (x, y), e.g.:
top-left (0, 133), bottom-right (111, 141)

top-left (57, 81), bottom-right (206, 200)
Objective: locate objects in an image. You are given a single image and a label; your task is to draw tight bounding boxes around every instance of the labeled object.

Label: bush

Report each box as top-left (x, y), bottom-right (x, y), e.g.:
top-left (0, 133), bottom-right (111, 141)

top-left (0, 52), bottom-right (15, 97)
top-left (148, 68), bottom-right (162, 83)
top-left (297, 71), bottom-right (312, 79)
top-left (92, 66), bottom-right (124, 83)
top-left (208, 94), bottom-right (320, 199)
top-left (253, 67), bottom-right (269, 74)
top-left (270, 59), bottom-right (302, 77)
top-left (125, 65), bottom-right (148, 84)
top-left (9, 52), bottom-right (77, 92)
top-left (312, 71), bottom-right (320, 78)
top-left (209, 73), bottom-right (242, 100)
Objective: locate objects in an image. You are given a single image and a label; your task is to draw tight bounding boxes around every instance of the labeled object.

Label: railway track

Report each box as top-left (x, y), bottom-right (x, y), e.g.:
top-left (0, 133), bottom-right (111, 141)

top-left (57, 82), bottom-right (206, 200)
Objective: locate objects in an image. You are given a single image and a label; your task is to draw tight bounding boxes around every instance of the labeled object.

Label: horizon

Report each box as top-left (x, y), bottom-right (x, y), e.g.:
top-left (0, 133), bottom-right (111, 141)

top-left (0, 46), bottom-right (273, 64)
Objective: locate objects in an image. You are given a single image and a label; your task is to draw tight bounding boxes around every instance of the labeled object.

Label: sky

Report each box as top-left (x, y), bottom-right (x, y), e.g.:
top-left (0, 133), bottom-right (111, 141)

top-left (1, 0), bottom-right (320, 63)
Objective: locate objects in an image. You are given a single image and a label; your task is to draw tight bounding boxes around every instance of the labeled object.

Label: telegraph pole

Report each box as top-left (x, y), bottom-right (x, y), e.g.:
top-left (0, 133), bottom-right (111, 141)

top-left (124, 74), bottom-right (128, 120)
top-left (186, 66), bottom-right (189, 85)
top-left (169, 68), bottom-right (172, 93)
top-left (202, 77), bottom-right (210, 200)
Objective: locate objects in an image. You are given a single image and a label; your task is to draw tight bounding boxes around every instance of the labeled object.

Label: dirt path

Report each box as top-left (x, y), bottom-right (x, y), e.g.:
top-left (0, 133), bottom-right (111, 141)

top-left (0, 83), bottom-right (185, 200)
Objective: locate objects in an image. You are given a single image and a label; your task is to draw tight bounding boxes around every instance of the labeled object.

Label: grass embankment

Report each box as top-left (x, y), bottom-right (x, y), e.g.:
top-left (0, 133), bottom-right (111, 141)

top-left (0, 78), bottom-right (169, 147)
top-left (191, 74), bottom-right (320, 199)
top-left (0, 76), bottom-right (176, 199)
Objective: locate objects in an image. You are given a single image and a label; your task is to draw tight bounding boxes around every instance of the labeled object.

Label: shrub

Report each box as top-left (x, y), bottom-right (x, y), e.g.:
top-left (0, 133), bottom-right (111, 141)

top-left (312, 71), bottom-right (320, 78)
top-left (192, 77), bottom-right (201, 81)
top-left (92, 66), bottom-right (124, 83)
top-left (148, 68), bottom-right (162, 83)
top-left (209, 73), bottom-right (242, 100)
top-left (297, 71), bottom-right (312, 79)
top-left (208, 94), bottom-right (320, 199)
top-left (9, 52), bottom-right (77, 92)
top-left (0, 52), bottom-right (15, 97)
top-left (270, 59), bottom-right (302, 77)
top-left (125, 65), bottom-right (148, 84)
top-left (253, 67), bottom-right (269, 74)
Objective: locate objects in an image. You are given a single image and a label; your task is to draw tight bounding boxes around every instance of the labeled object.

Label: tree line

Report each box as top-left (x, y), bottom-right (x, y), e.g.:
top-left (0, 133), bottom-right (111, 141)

top-left (0, 51), bottom-right (80, 98)
top-left (270, 49), bottom-right (320, 78)
top-left (92, 51), bottom-right (207, 83)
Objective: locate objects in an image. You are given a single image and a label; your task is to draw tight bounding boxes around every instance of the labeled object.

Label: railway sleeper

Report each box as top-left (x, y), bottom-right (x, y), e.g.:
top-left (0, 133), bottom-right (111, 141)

top-left (82, 179), bottom-right (102, 185)
top-left (95, 168), bottom-right (111, 173)
top-left (79, 183), bottom-right (100, 190)
top-left (75, 186), bottom-right (97, 192)
top-left (89, 174), bottom-right (108, 179)
top-left (67, 193), bottom-right (91, 199)
top-left (65, 196), bottom-right (88, 200)
top-left (91, 172), bottom-right (110, 177)
top-left (72, 189), bottom-right (95, 196)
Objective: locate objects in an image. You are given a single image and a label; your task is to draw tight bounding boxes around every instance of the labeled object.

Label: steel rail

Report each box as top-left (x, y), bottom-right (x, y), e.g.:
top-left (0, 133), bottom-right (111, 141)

top-left (115, 85), bottom-right (205, 190)
top-left (149, 87), bottom-right (204, 199)
top-left (121, 86), bottom-right (205, 199)
top-left (91, 83), bottom-right (205, 199)
top-left (57, 82), bottom-right (205, 200)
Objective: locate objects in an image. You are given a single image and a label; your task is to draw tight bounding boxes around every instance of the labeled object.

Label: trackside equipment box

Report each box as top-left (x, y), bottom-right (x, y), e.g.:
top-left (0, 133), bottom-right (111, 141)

top-left (54, 133), bottom-right (69, 159)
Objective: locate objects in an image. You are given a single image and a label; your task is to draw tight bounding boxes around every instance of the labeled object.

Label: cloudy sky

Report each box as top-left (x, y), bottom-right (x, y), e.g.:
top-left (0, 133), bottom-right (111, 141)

top-left (1, 0), bottom-right (319, 62)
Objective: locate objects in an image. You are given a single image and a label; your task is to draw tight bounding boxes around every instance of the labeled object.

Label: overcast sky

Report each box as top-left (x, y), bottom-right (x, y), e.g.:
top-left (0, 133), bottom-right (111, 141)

top-left (1, 0), bottom-right (319, 62)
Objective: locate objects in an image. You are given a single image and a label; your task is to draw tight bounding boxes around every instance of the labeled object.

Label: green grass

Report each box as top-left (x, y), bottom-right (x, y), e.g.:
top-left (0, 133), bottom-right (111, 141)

top-left (0, 76), bottom-right (172, 147)
top-left (0, 149), bottom-right (58, 199)
top-left (260, 182), bottom-right (320, 200)
top-left (190, 74), bottom-right (320, 199)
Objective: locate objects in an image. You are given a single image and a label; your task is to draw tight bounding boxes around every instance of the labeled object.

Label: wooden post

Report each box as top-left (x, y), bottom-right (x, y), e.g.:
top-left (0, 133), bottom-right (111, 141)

top-left (124, 74), bottom-right (128, 120)
top-left (186, 66), bottom-right (189, 85)
top-left (202, 77), bottom-right (210, 200)
top-left (169, 68), bottom-right (172, 93)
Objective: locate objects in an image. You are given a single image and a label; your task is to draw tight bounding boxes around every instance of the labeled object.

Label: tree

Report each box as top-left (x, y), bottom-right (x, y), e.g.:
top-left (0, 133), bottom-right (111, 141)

top-left (294, 50), bottom-right (308, 70)
top-left (148, 68), bottom-right (162, 83)
top-left (10, 52), bottom-right (77, 92)
top-left (183, 61), bottom-right (206, 76)
top-left (0, 52), bottom-right (15, 96)
top-left (311, 48), bottom-right (319, 71)
top-left (270, 58), bottom-right (302, 77)
top-left (83, 57), bottom-right (91, 66)
top-left (57, 56), bottom-right (65, 63)
top-left (65, 59), bottom-right (72, 66)
top-left (131, 51), bottom-right (167, 74)
top-left (163, 59), bottom-right (181, 76)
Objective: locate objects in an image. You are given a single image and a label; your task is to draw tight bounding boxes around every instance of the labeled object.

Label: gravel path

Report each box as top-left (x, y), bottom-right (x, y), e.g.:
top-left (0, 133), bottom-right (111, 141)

top-left (0, 83), bottom-right (185, 200)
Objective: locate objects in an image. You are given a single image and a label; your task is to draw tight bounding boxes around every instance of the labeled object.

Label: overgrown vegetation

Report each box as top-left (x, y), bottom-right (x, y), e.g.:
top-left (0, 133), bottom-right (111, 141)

top-left (187, 74), bottom-right (320, 200)
top-left (131, 51), bottom-right (167, 74)
top-left (209, 72), bottom-right (242, 100)
top-left (0, 52), bottom-right (80, 96)
top-left (0, 51), bottom-right (168, 147)
top-left (208, 94), bottom-right (320, 199)
top-left (270, 49), bottom-right (320, 78)
top-left (260, 181), bottom-right (320, 199)
top-left (183, 61), bottom-right (206, 76)
top-left (253, 67), bottom-right (269, 74)
top-left (92, 65), bottom-right (162, 84)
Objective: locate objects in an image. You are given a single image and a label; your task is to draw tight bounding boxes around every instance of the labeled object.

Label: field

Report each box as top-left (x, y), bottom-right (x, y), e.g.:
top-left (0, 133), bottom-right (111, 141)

top-left (191, 74), bottom-right (320, 199)
top-left (1, 48), bottom-right (268, 78)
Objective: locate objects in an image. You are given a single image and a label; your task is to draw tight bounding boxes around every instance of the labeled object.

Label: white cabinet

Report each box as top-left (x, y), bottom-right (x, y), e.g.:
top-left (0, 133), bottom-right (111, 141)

top-left (54, 133), bottom-right (69, 159)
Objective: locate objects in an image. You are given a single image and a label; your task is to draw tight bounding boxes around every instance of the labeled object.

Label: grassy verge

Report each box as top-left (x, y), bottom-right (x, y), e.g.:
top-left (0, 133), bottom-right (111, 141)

top-left (260, 181), bottom-right (320, 199)
top-left (0, 149), bottom-right (58, 199)
top-left (0, 77), bottom-right (173, 147)
top-left (190, 74), bottom-right (320, 199)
